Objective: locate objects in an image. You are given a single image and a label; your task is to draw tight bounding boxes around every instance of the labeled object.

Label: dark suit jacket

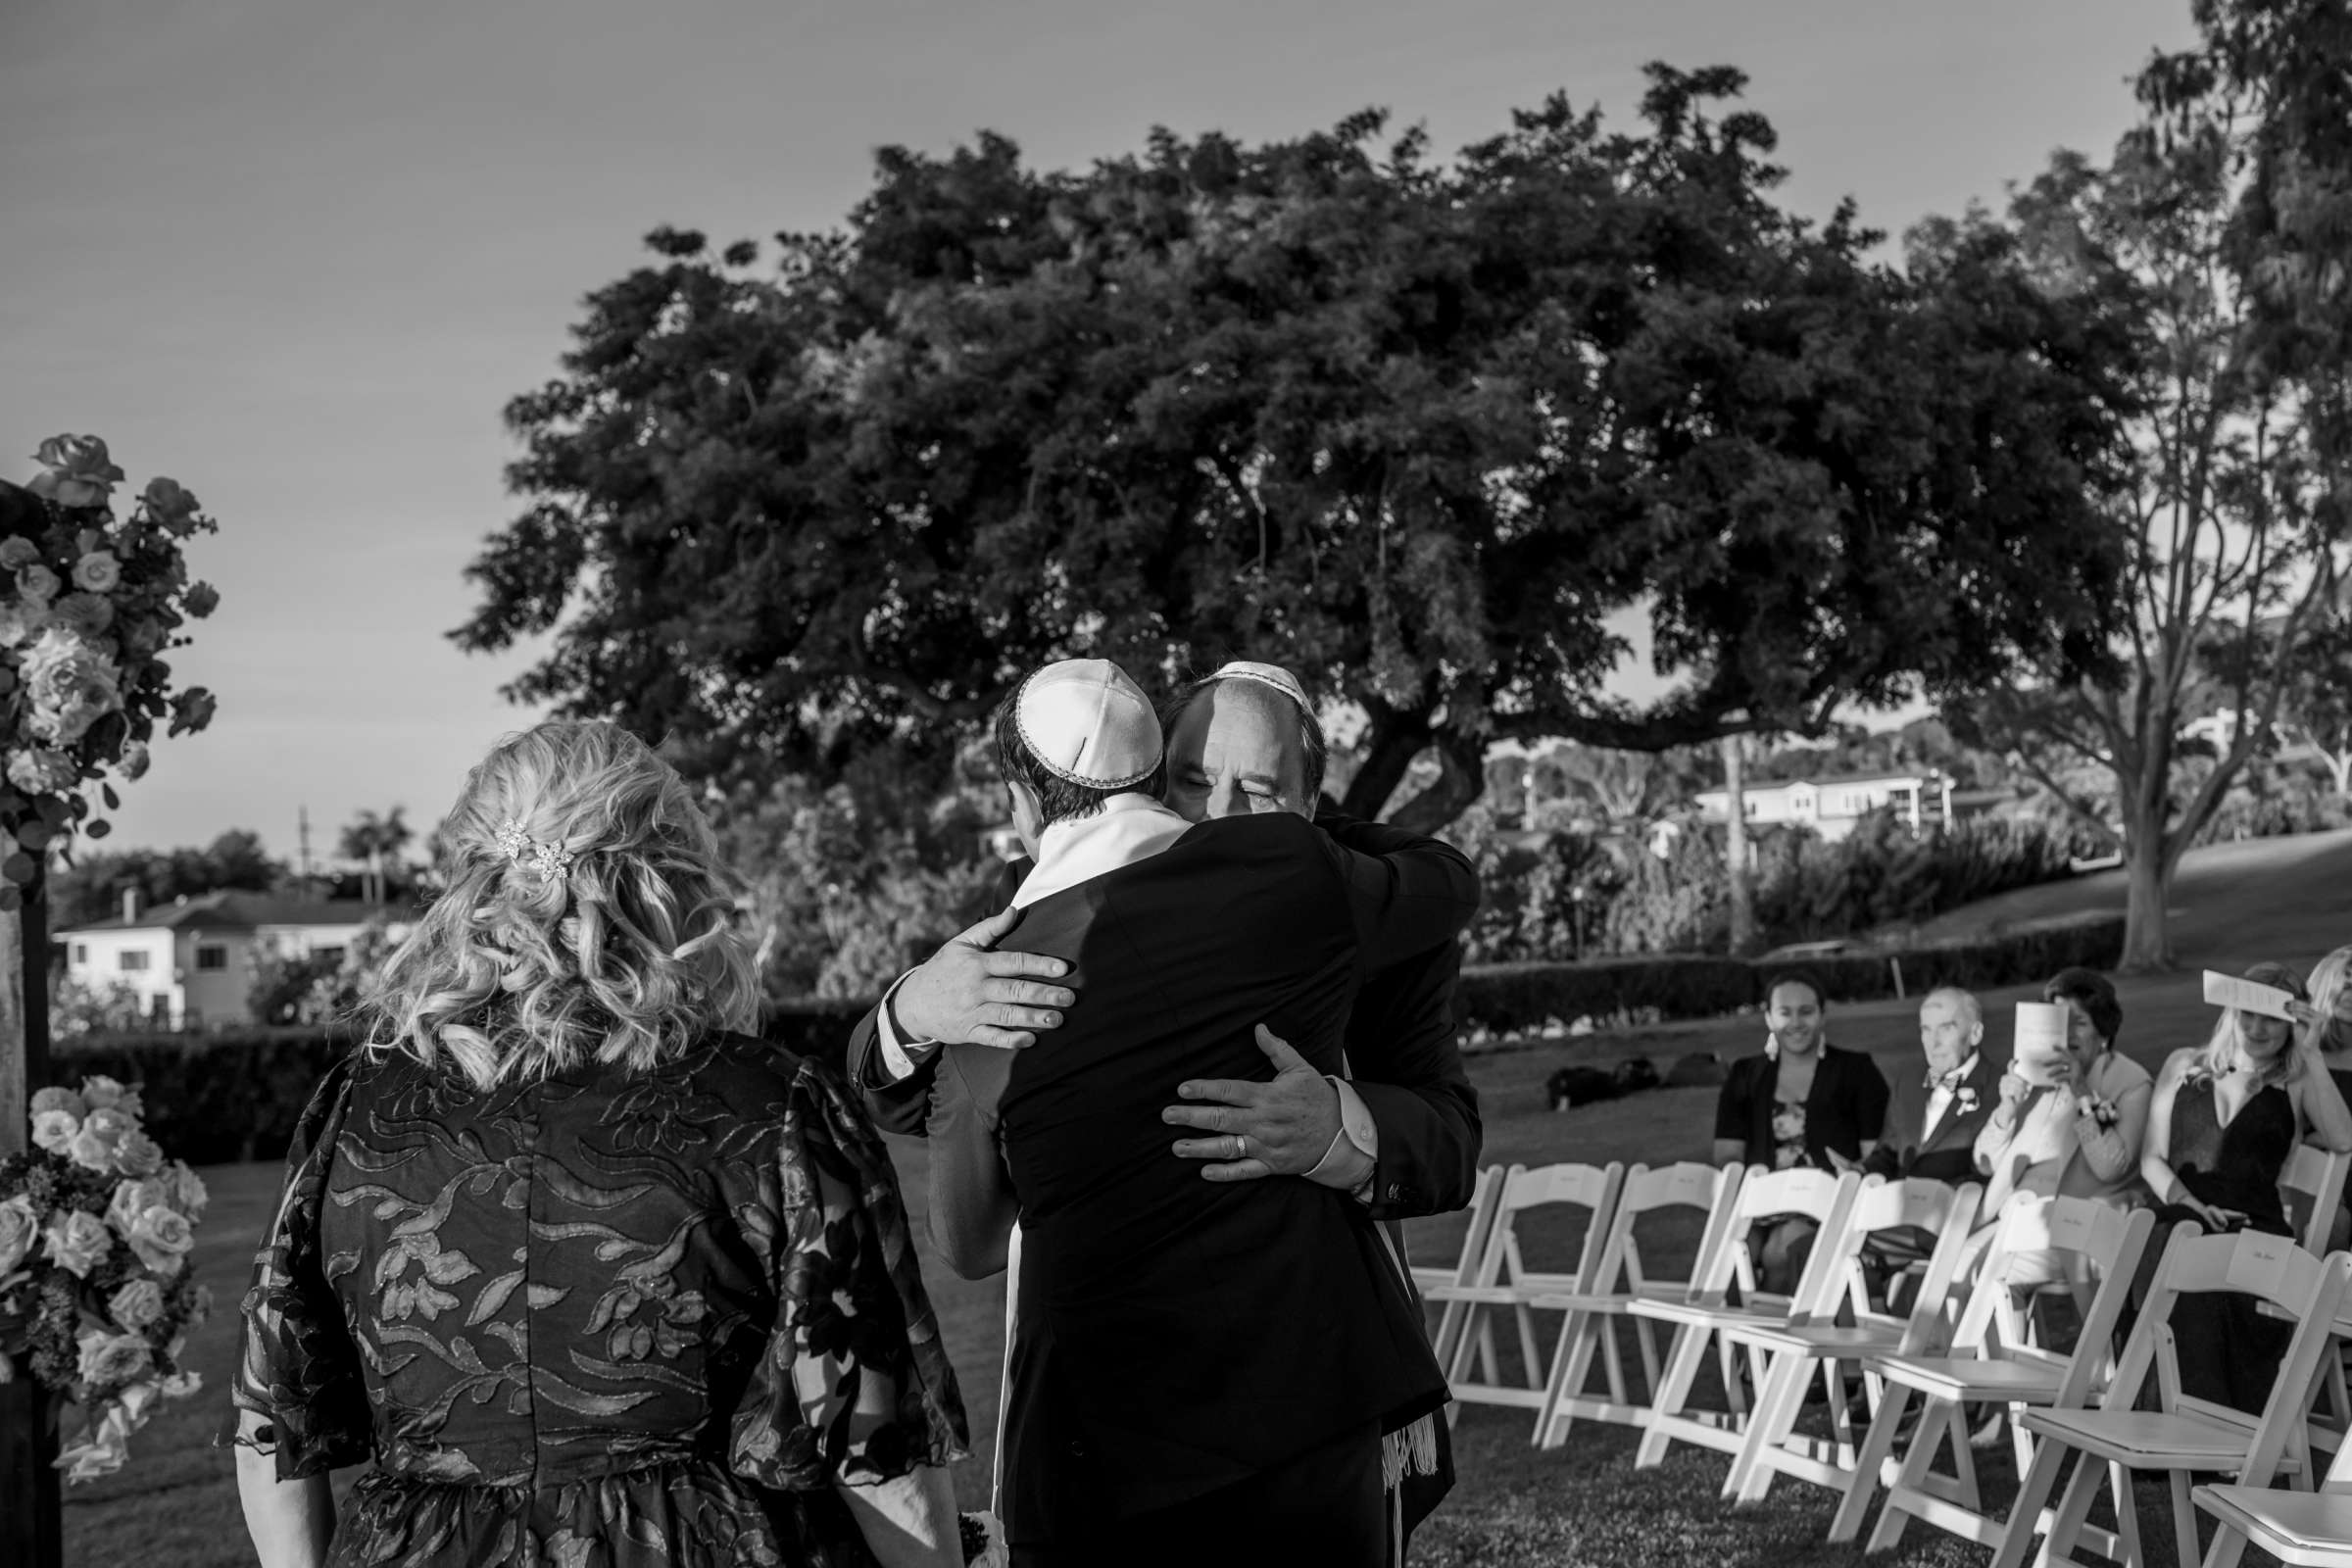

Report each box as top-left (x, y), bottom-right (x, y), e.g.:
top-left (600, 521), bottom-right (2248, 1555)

top-left (919, 811), bottom-right (1474, 1540)
top-left (1865, 1047), bottom-right (2009, 1185)
top-left (849, 811), bottom-right (1483, 1222)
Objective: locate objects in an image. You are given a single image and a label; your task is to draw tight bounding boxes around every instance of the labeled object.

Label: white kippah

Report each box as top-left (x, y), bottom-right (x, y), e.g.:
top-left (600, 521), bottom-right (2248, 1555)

top-left (1013, 659), bottom-right (1163, 788)
top-left (1206, 659), bottom-right (1310, 711)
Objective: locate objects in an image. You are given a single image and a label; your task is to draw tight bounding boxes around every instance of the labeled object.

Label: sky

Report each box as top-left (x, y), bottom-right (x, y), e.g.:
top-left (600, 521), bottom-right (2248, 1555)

top-left (0, 0), bottom-right (2199, 857)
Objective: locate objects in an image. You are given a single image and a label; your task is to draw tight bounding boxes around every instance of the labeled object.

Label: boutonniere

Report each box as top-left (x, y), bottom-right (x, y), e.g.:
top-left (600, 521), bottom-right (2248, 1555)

top-left (1954, 1085), bottom-right (1981, 1116)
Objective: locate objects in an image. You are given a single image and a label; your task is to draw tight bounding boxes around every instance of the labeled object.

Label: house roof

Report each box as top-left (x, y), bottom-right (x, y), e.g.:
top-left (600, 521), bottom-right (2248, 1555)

top-left (60, 891), bottom-right (424, 935)
top-left (1698, 769), bottom-right (1949, 795)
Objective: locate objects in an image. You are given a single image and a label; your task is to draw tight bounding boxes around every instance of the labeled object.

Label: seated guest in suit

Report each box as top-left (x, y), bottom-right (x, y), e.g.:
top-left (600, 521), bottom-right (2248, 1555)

top-left (2139, 961), bottom-right (2352, 1412)
top-left (1712, 972), bottom-right (1890, 1295)
top-left (917, 660), bottom-right (1477, 1567)
top-left (1863, 988), bottom-right (2003, 1301)
top-left (1869, 987), bottom-right (2005, 1184)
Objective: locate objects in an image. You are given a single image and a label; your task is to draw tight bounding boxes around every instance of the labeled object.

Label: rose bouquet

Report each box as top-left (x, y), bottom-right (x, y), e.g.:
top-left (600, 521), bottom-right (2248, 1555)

top-left (0, 435), bottom-right (218, 886)
top-left (0, 1075), bottom-right (210, 1482)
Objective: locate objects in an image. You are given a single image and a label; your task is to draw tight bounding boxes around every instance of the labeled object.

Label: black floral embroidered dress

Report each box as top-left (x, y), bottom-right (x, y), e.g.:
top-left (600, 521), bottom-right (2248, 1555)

top-left (220, 1034), bottom-right (967, 1568)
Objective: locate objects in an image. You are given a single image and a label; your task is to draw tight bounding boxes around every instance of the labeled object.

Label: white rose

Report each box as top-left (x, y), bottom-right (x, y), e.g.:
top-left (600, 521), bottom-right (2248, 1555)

top-left (18, 626), bottom-right (122, 747)
top-left (124, 1205), bottom-right (194, 1278)
top-left (166, 1162), bottom-right (208, 1222)
top-left (78, 1076), bottom-right (140, 1116)
top-left (105, 1177), bottom-right (170, 1238)
top-left (42, 1209), bottom-right (113, 1277)
top-left (75, 1329), bottom-right (154, 1390)
top-left (112, 1130), bottom-right (162, 1178)
top-left (0, 1194), bottom-right (39, 1274)
top-left (107, 1278), bottom-right (165, 1332)
top-left (0, 601), bottom-right (50, 648)
top-left (30, 1108), bottom-right (78, 1154)
top-left (71, 551), bottom-right (122, 593)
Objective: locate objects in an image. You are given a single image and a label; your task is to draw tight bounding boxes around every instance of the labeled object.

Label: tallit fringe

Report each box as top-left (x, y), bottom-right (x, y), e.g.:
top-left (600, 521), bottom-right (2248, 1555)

top-left (1382, 1411), bottom-right (1442, 1488)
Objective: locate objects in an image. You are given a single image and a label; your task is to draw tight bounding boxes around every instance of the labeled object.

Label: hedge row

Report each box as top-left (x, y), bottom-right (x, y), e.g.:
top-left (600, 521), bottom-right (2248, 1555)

top-left (45, 999), bottom-right (875, 1166)
top-left (1456, 911), bottom-right (2127, 1034)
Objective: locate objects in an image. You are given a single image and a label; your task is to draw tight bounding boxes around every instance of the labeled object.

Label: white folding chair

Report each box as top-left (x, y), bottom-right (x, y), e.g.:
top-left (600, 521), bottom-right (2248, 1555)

top-left (1411, 1164), bottom-right (1505, 1374)
top-left (1529, 1160), bottom-right (1747, 1446)
top-left (1630, 1165), bottom-right (1865, 1469)
top-left (1720, 1176), bottom-right (1984, 1504)
top-left (1424, 1161), bottom-right (1624, 1432)
top-left (1833, 1195), bottom-right (2157, 1553)
top-left (2286, 1147), bottom-right (2352, 1255)
top-left (2196, 1280), bottom-right (2352, 1568)
top-left (1995, 1229), bottom-right (2352, 1568)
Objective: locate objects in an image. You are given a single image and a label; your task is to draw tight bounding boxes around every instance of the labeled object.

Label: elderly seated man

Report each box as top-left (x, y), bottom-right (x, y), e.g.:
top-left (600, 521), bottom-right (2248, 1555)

top-left (1863, 986), bottom-right (2005, 1304)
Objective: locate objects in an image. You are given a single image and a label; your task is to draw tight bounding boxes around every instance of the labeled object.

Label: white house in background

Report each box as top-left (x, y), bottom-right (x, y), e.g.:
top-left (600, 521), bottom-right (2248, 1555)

top-left (59, 889), bottom-right (420, 1028)
top-left (1691, 770), bottom-right (1956, 844)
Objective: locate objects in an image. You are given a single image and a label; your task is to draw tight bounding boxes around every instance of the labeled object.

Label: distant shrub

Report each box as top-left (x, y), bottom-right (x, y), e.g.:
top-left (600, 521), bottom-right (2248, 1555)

top-left (1457, 911), bottom-right (2124, 1034)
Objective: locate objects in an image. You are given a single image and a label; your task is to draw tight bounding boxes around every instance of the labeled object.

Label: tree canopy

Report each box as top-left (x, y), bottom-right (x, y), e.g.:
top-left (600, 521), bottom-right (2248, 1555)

top-left (462, 66), bottom-right (2139, 827)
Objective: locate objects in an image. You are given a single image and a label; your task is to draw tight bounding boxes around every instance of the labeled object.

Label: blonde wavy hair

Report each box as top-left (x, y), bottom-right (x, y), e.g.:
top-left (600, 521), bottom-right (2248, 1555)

top-left (364, 721), bottom-right (760, 1089)
top-left (2310, 947), bottom-right (2352, 1056)
top-left (2192, 959), bottom-right (2309, 1091)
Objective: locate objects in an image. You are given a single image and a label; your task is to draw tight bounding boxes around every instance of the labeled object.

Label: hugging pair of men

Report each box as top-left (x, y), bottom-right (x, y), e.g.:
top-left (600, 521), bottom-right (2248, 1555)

top-left (850, 658), bottom-right (1483, 1568)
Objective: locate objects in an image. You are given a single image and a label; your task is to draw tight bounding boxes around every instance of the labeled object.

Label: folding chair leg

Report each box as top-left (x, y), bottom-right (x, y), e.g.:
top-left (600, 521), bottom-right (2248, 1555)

top-left (1827, 1381), bottom-right (1910, 1543)
top-left (1634, 1315), bottom-right (1664, 1396)
top-left (1988, 1431), bottom-right (2073, 1568)
top-left (2107, 1461), bottom-right (2144, 1568)
top-left (2169, 1467), bottom-right (2199, 1568)
top-left (1635, 1325), bottom-right (1715, 1469)
top-left (1725, 1349), bottom-right (1808, 1504)
top-left (2036, 1455), bottom-right (2111, 1568)
top-left (1533, 1313), bottom-right (1596, 1449)
top-left (1944, 1403), bottom-right (1981, 1512)
top-left (1514, 1303), bottom-right (1544, 1393)
top-left (2200, 1519), bottom-right (2252, 1568)
top-left (1864, 1393), bottom-right (1956, 1555)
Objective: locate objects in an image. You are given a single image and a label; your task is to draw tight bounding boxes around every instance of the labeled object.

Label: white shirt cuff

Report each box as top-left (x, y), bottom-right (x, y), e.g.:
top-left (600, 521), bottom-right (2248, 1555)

top-left (1303, 1077), bottom-right (1379, 1198)
top-left (875, 971), bottom-right (942, 1082)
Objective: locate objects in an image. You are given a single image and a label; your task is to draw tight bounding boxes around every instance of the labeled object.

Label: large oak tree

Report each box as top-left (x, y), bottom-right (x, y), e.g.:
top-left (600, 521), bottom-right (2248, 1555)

top-left (459, 67), bottom-right (2138, 829)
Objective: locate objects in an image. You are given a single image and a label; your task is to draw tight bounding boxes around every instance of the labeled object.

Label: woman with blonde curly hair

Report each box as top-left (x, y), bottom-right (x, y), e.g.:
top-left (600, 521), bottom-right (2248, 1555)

top-left (220, 721), bottom-right (968, 1568)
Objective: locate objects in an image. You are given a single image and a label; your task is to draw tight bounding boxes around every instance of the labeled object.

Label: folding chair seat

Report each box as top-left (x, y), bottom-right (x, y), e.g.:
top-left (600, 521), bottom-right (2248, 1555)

top-left (1833, 1194), bottom-right (2156, 1553)
top-left (1410, 1164), bottom-right (1505, 1374)
top-left (2195, 1260), bottom-right (2352, 1568)
top-left (1529, 1160), bottom-right (1747, 1447)
top-left (1720, 1175), bottom-right (1984, 1504)
top-left (1630, 1164), bottom-right (1864, 1469)
top-left (1994, 1229), bottom-right (2352, 1568)
top-left (1423, 1160), bottom-right (1624, 1432)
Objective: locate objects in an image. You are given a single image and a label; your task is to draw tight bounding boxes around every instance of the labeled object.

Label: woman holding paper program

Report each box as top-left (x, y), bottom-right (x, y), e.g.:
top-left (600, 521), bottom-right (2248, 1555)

top-left (1973, 968), bottom-right (2153, 1219)
top-left (2137, 960), bottom-right (2352, 1411)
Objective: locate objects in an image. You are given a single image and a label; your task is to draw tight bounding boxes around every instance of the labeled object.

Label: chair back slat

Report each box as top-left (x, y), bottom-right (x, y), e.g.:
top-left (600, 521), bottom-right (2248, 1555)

top-left (1724, 1169), bottom-right (1865, 1312)
top-left (2281, 1145), bottom-right (2351, 1254)
top-left (1482, 1161), bottom-right (1624, 1295)
top-left (1950, 1194), bottom-right (2153, 1387)
top-left (1502, 1160), bottom-right (1618, 1215)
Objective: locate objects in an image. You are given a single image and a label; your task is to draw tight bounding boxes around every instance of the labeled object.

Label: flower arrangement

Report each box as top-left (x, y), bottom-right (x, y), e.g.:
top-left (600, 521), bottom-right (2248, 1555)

top-left (0, 1076), bottom-right (210, 1482)
top-left (0, 435), bottom-right (218, 890)
top-left (2079, 1094), bottom-right (2121, 1131)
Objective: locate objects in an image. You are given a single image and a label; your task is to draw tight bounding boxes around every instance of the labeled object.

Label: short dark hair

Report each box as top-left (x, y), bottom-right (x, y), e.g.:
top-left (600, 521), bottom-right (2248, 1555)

top-left (2043, 966), bottom-right (2122, 1047)
top-left (1761, 969), bottom-right (1828, 1010)
top-left (1157, 672), bottom-right (1329, 808)
top-left (990, 690), bottom-right (1162, 832)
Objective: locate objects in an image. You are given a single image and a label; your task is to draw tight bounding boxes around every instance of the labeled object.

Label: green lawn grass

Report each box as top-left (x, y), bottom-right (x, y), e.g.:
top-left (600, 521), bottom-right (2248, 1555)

top-left (62, 826), bottom-right (2352, 1565)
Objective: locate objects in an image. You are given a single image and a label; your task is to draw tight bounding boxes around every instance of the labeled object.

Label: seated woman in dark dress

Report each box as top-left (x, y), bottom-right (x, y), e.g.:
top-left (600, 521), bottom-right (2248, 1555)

top-left (1711, 970), bottom-right (1890, 1294)
top-left (221, 721), bottom-right (968, 1568)
top-left (2140, 960), bottom-right (2352, 1413)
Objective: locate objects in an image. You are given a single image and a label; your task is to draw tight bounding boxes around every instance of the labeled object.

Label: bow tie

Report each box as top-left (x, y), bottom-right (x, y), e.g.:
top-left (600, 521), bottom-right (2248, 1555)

top-left (1926, 1058), bottom-right (1977, 1095)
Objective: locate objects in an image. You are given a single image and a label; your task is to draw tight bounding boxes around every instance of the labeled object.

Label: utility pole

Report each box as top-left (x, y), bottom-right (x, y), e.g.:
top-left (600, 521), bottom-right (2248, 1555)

top-left (298, 805), bottom-right (313, 883)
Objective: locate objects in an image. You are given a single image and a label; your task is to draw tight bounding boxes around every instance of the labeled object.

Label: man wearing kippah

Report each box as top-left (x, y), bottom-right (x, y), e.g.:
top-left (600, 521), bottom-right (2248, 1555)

top-left (866, 658), bottom-right (1477, 1567)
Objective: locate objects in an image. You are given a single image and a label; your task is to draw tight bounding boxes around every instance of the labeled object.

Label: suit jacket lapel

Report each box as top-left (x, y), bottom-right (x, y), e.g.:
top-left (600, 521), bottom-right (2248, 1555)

top-left (1921, 1054), bottom-right (1986, 1147)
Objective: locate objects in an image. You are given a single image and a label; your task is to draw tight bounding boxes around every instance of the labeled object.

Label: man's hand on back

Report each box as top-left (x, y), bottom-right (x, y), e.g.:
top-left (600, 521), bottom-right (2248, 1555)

top-left (890, 906), bottom-right (1077, 1050)
top-left (1163, 1024), bottom-right (1367, 1188)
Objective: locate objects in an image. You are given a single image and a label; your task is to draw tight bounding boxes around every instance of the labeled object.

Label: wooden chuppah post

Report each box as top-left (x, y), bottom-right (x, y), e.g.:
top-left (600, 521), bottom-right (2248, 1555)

top-left (0, 860), bottom-right (61, 1568)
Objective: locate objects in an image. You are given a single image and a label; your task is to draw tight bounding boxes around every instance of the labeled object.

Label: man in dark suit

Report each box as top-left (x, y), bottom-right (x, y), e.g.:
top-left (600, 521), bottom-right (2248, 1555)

top-left (1866, 986), bottom-right (2006, 1185)
top-left (901, 659), bottom-right (1477, 1566)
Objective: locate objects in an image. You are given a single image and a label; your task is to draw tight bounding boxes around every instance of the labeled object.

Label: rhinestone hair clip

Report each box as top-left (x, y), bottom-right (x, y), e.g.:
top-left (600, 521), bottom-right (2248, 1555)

top-left (495, 819), bottom-right (574, 879)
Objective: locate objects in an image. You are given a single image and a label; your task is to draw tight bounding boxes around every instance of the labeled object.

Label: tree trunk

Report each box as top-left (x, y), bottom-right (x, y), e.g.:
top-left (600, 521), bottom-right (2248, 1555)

top-left (1389, 729), bottom-right (1489, 836)
top-left (2119, 829), bottom-right (2176, 973)
top-left (1723, 734), bottom-right (1757, 956)
top-left (1339, 708), bottom-right (1434, 820)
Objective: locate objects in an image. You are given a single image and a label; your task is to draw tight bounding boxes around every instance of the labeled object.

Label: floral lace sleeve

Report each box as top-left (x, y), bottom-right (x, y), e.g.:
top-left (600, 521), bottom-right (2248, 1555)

top-left (729, 1061), bottom-right (969, 1490)
top-left (213, 1053), bottom-right (374, 1478)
